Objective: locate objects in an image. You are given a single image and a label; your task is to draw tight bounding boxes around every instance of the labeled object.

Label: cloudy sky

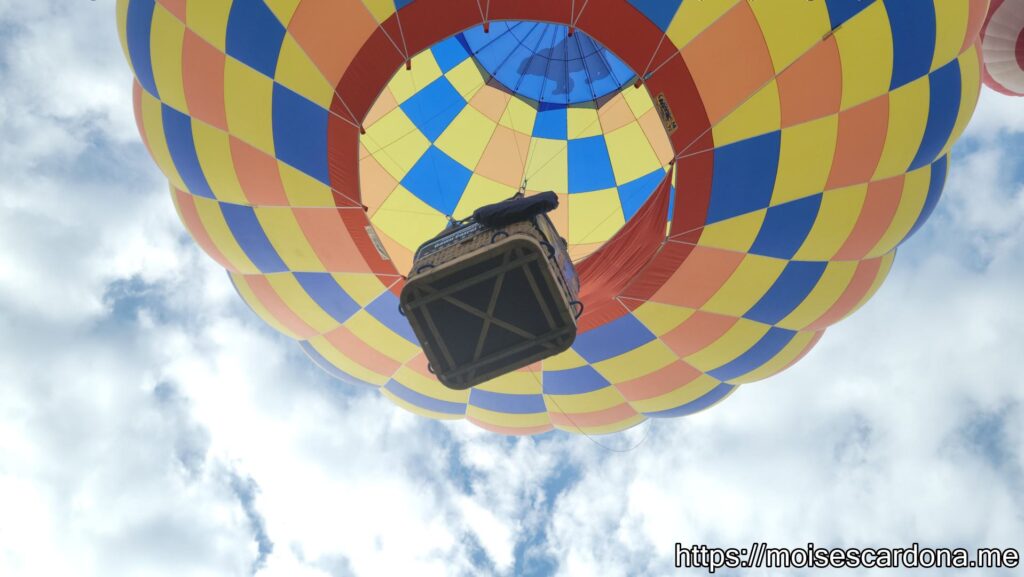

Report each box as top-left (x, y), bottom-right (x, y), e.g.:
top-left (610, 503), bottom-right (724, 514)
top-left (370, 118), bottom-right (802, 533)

top-left (1, 2), bottom-right (1022, 576)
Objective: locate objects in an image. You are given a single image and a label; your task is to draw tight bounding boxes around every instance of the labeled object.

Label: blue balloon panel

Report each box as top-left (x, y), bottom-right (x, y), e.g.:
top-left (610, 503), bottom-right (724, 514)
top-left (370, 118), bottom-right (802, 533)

top-left (459, 21), bottom-right (636, 104)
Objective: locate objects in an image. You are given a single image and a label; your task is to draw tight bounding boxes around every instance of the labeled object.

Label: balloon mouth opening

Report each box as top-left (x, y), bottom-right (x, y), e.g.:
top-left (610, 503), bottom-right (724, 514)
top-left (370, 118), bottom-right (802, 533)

top-left (356, 20), bottom-right (675, 273)
top-left (458, 20), bottom-right (638, 105)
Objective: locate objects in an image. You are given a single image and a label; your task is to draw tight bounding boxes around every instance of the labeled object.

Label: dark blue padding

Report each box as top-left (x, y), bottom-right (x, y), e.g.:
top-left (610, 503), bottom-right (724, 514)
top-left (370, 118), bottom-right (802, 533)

top-left (366, 290), bottom-right (420, 345)
top-left (431, 35), bottom-right (471, 73)
top-left (626, 0), bottom-right (682, 32)
top-left (469, 389), bottom-right (547, 414)
top-left (225, 0), bottom-right (286, 78)
top-left (644, 383), bottom-right (736, 417)
top-left (126, 0), bottom-right (159, 98)
top-left (824, 0), bottom-right (874, 30)
top-left (906, 155), bottom-right (948, 239)
top-left (708, 327), bottom-right (797, 382)
top-left (707, 131), bottom-right (782, 224)
top-left (745, 261), bottom-right (828, 326)
top-left (400, 145), bottom-right (473, 215)
top-left (573, 313), bottom-right (656, 364)
top-left (162, 104), bottom-right (215, 199)
top-left (568, 136), bottom-right (617, 193)
top-left (220, 203), bottom-right (288, 273)
top-left (294, 272), bottom-right (361, 325)
top-left (749, 194), bottom-right (823, 260)
top-left (385, 379), bottom-right (467, 414)
top-left (272, 84), bottom-right (330, 185)
top-left (543, 365), bottom-right (611, 395)
top-left (886, 0), bottom-right (937, 90)
top-left (400, 76), bottom-right (466, 142)
top-left (910, 61), bottom-right (961, 171)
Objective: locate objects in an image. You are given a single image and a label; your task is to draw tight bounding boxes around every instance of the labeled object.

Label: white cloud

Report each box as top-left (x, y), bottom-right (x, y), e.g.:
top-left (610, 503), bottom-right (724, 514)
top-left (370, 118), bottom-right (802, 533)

top-left (0, 310), bottom-right (261, 576)
top-left (0, 0), bottom-right (174, 322)
top-left (1, 3), bottom-right (1022, 577)
top-left (964, 88), bottom-right (1024, 140)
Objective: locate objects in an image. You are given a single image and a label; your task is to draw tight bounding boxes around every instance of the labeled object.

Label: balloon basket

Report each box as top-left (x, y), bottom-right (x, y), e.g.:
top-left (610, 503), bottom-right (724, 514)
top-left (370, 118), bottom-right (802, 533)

top-left (400, 214), bottom-right (579, 390)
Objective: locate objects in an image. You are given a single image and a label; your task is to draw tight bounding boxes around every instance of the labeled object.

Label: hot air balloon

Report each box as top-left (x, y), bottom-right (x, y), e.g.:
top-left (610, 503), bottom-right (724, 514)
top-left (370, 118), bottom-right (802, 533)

top-left (982, 0), bottom-right (1024, 95)
top-left (118, 0), bottom-right (985, 435)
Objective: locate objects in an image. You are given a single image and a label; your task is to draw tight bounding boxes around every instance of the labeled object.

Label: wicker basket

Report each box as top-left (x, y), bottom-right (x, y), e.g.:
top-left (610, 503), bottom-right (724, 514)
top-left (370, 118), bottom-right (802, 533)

top-left (400, 214), bottom-right (580, 390)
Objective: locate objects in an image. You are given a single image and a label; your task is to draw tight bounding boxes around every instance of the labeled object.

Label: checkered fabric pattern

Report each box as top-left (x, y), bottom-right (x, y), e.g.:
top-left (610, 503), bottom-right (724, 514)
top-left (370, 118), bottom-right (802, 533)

top-left (119, 0), bottom-right (985, 435)
top-left (360, 33), bottom-right (673, 273)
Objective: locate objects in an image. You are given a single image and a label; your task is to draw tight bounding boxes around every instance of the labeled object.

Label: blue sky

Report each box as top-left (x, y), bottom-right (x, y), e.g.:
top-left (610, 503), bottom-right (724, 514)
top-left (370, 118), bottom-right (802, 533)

top-left (1, 2), bottom-right (1023, 576)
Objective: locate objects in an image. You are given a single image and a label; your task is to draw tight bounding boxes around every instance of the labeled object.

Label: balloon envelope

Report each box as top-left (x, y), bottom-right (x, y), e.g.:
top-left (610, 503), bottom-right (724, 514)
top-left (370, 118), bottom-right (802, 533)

top-left (119, 0), bottom-right (984, 435)
top-left (981, 0), bottom-right (1024, 95)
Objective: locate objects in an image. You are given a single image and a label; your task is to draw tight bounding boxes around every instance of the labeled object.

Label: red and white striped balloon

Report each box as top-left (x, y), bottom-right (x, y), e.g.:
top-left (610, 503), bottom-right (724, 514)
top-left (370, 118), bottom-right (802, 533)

top-left (982, 0), bottom-right (1024, 95)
